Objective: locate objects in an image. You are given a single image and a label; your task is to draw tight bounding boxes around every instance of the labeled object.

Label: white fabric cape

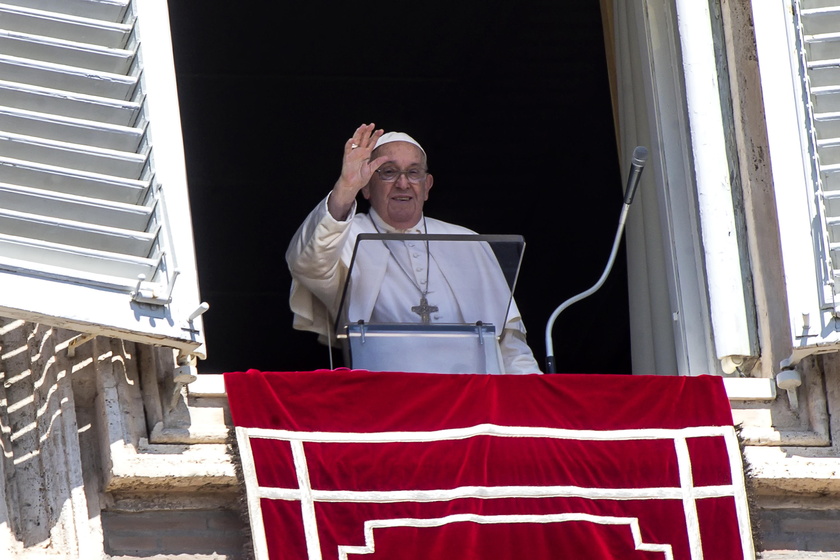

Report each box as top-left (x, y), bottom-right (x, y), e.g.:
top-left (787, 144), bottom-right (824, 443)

top-left (287, 197), bottom-right (526, 345)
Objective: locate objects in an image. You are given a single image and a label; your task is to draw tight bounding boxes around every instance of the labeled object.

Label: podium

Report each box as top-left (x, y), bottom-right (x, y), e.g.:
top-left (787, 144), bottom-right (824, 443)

top-left (335, 233), bottom-right (525, 374)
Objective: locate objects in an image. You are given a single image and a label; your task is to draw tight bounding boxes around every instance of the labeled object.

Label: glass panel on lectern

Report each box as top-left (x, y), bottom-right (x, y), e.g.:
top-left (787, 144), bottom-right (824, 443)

top-left (335, 233), bottom-right (525, 374)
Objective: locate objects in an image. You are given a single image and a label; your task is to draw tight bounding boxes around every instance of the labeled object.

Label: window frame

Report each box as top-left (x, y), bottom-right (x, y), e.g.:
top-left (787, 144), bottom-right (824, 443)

top-left (752, 0), bottom-right (840, 368)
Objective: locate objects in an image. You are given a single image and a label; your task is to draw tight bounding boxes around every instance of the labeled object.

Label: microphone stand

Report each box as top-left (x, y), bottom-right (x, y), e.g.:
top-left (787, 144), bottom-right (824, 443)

top-left (544, 146), bottom-right (648, 374)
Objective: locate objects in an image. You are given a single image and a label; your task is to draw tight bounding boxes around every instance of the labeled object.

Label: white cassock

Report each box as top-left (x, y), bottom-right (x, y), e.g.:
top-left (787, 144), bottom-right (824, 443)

top-left (286, 194), bottom-right (542, 374)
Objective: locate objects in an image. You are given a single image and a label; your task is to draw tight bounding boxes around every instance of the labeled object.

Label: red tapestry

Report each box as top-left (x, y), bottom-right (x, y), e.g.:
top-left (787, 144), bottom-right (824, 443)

top-left (224, 370), bottom-right (754, 560)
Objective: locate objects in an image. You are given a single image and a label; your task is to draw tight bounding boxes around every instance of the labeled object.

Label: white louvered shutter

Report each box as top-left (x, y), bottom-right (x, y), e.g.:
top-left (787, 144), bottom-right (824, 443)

top-left (0, 0), bottom-right (205, 355)
top-left (798, 2), bottom-right (840, 308)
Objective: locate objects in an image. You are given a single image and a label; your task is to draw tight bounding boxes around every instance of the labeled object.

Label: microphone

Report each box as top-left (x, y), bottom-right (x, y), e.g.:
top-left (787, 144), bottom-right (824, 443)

top-left (544, 145), bottom-right (649, 373)
top-left (623, 146), bottom-right (648, 205)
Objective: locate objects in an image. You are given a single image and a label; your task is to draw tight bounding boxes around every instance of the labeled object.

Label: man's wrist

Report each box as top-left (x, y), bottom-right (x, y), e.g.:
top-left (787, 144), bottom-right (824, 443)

top-left (326, 190), bottom-right (356, 222)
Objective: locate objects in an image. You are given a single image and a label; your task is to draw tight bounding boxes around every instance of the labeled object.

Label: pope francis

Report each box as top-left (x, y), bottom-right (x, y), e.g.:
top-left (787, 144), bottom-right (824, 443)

top-left (286, 123), bottom-right (541, 374)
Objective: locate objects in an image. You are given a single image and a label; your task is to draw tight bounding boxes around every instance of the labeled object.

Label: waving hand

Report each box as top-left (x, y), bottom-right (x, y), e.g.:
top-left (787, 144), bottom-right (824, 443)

top-left (328, 124), bottom-right (388, 220)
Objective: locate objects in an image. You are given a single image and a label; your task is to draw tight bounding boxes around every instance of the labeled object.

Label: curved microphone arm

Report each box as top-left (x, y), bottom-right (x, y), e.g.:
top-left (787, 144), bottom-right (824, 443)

top-left (544, 146), bottom-right (648, 373)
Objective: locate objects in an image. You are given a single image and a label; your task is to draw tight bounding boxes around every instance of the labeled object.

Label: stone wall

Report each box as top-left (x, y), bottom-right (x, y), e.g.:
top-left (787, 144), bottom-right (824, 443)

top-left (102, 510), bottom-right (244, 559)
top-left (757, 502), bottom-right (840, 554)
top-left (7, 314), bottom-right (840, 558)
top-left (743, 353), bottom-right (840, 558)
top-left (0, 319), bottom-right (244, 559)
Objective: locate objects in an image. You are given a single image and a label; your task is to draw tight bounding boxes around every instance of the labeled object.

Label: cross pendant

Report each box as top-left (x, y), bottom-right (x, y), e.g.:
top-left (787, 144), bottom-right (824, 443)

top-left (411, 296), bottom-right (439, 325)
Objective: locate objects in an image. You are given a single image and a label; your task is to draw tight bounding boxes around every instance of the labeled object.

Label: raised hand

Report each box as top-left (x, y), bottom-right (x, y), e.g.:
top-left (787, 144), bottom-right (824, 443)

top-left (328, 124), bottom-right (388, 220)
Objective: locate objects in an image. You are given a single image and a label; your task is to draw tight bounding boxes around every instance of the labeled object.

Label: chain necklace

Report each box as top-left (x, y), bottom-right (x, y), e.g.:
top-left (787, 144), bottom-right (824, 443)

top-left (371, 216), bottom-right (438, 324)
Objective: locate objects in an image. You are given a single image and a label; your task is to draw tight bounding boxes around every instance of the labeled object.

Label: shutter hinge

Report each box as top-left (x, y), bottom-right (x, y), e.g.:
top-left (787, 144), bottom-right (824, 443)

top-left (131, 269), bottom-right (179, 306)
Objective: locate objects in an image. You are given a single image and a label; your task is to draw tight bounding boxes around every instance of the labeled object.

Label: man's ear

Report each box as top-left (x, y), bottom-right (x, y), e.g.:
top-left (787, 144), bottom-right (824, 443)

top-left (361, 185), bottom-right (371, 199)
top-left (423, 173), bottom-right (434, 200)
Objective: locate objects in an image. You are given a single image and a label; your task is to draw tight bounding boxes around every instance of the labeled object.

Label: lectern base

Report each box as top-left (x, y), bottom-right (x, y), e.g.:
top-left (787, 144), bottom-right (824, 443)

top-left (343, 323), bottom-right (503, 374)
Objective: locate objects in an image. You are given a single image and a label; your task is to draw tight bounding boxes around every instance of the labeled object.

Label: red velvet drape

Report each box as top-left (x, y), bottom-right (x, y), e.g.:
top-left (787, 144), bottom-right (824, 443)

top-left (225, 371), bottom-right (752, 560)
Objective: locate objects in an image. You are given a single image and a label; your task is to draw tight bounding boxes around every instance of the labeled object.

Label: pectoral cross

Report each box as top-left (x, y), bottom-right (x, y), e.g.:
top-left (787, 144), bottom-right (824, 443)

top-left (411, 295), bottom-right (438, 325)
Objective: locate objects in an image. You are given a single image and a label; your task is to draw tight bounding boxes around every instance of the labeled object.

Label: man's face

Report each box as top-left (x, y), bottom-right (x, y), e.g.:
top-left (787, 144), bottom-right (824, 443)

top-left (362, 141), bottom-right (434, 230)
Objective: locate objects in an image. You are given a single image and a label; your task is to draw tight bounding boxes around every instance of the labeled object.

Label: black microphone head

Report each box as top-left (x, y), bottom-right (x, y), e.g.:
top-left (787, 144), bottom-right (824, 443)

top-left (632, 146), bottom-right (649, 167)
top-left (624, 146), bottom-right (648, 205)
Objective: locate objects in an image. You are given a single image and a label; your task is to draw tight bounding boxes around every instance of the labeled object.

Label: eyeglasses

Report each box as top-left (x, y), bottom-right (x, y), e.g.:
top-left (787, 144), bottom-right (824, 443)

top-left (375, 167), bottom-right (428, 183)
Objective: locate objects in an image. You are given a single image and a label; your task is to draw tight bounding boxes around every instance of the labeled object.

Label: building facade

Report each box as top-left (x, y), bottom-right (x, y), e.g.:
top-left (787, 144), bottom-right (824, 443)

top-left (0, 0), bottom-right (244, 557)
top-left (3, 0), bottom-right (840, 558)
top-left (606, 0), bottom-right (840, 556)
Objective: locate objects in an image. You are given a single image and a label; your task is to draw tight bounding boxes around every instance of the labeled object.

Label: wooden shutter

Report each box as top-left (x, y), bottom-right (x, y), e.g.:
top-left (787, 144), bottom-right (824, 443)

top-left (0, 0), bottom-right (205, 355)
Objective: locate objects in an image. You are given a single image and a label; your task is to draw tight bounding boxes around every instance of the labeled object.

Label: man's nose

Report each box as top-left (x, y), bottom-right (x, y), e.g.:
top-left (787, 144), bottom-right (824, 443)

top-left (394, 174), bottom-right (411, 187)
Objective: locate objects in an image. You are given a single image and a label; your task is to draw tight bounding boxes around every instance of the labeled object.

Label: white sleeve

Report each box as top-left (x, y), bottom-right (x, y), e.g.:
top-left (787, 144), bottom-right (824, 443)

top-left (499, 328), bottom-right (543, 374)
top-left (286, 194), bottom-right (357, 338)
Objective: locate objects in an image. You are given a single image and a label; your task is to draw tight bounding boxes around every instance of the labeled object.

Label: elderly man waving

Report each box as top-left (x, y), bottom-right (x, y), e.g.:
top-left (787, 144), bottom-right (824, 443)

top-left (286, 123), bottom-right (541, 374)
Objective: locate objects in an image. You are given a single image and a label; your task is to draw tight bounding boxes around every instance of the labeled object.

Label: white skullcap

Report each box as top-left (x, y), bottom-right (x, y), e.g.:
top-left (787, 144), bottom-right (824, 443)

top-left (373, 131), bottom-right (426, 156)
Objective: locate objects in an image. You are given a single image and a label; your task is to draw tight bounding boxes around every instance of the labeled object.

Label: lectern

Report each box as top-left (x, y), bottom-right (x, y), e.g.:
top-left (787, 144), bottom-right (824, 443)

top-left (335, 233), bottom-right (525, 374)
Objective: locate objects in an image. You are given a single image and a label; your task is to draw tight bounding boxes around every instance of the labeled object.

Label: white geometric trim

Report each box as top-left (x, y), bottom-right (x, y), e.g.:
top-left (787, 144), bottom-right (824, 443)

top-left (292, 440), bottom-right (323, 560)
top-left (237, 423), bottom-right (755, 560)
top-left (235, 427), bottom-right (269, 560)
top-left (258, 483), bottom-right (740, 503)
top-left (335, 513), bottom-right (674, 560)
top-left (724, 428), bottom-right (756, 560)
top-left (675, 436), bottom-right (702, 559)
top-left (244, 423), bottom-right (733, 443)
